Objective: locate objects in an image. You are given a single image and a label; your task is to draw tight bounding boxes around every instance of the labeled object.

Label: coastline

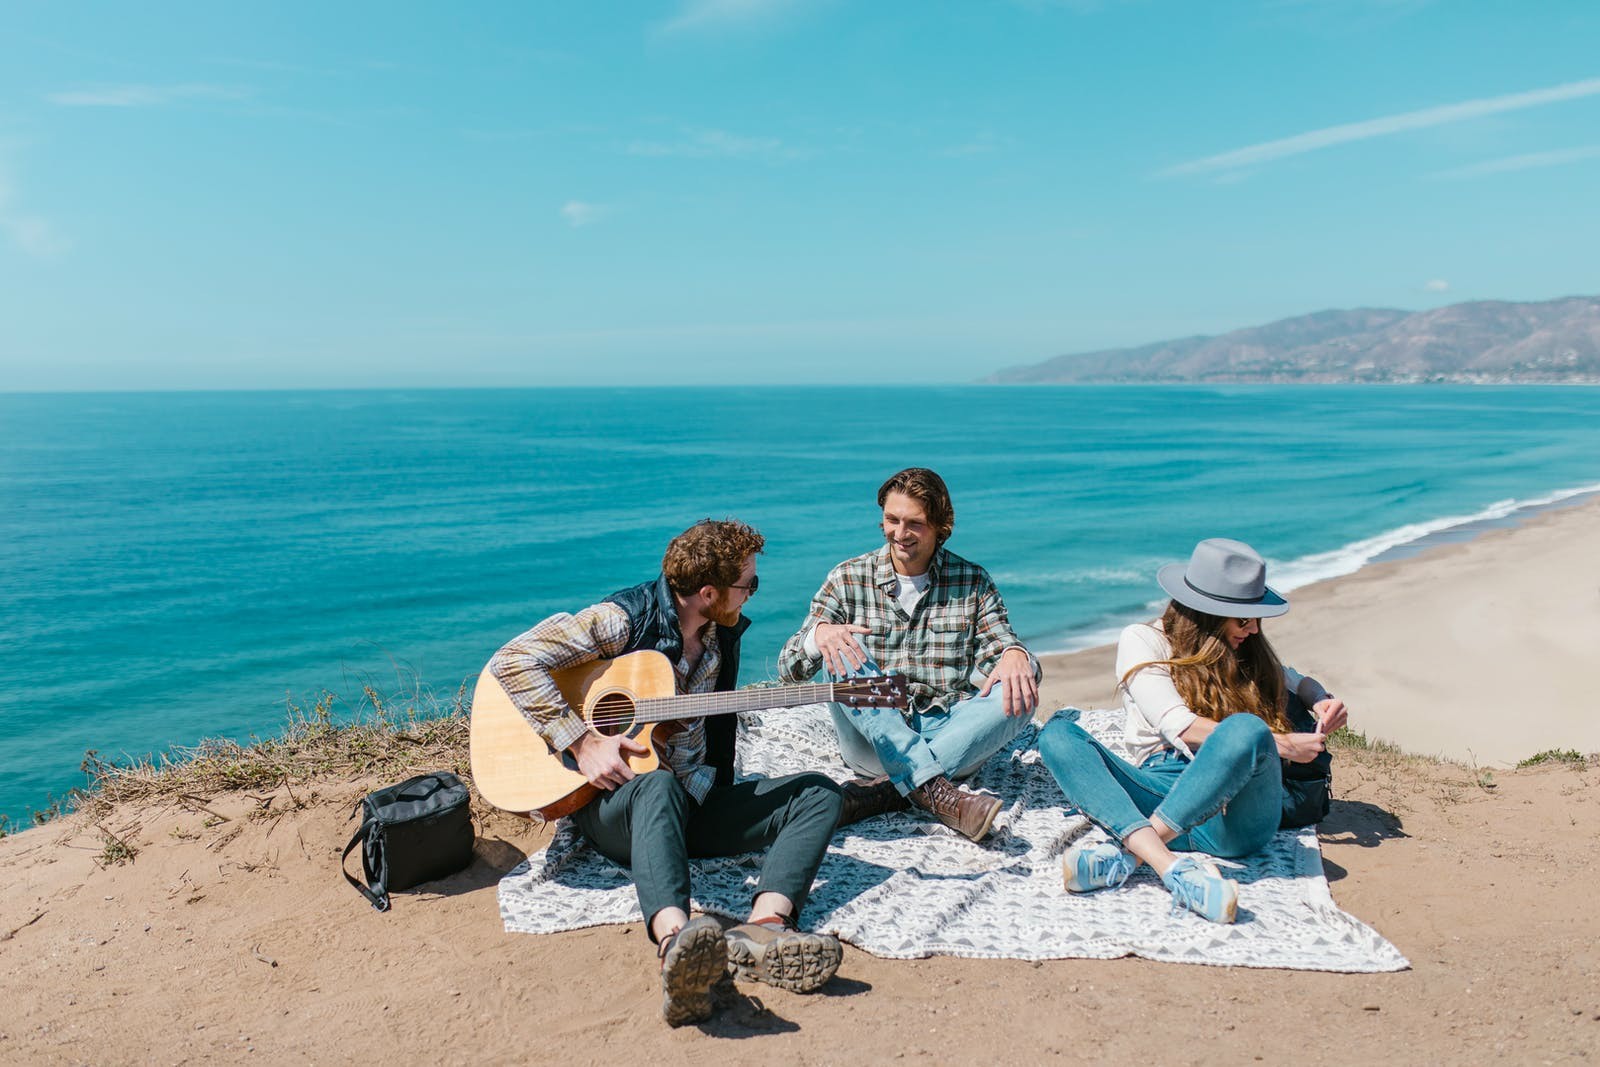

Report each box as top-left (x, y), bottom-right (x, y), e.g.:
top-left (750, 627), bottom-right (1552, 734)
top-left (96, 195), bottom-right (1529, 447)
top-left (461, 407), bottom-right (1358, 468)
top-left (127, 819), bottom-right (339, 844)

top-left (1030, 480), bottom-right (1600, 657)
top-left (3, 482), bottom-right (1599, 1062)
top-left (8, 385), bottom-right (1600, 825)
top-left (1037, 492), bottom-right (1600, 766)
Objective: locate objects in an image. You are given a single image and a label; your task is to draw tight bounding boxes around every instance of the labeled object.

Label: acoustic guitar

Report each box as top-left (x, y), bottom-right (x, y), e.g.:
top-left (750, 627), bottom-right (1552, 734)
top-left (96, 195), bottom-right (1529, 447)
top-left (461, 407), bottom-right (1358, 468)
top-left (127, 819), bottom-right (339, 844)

top-left (469, 650), bottom-right (908, 817)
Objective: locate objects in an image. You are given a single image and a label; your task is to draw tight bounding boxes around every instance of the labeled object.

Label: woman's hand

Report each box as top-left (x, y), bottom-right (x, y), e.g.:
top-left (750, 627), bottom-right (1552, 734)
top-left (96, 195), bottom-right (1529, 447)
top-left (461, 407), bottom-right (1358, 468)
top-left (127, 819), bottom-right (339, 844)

top-left (1312, 696), bottom-right (1347, 735)
top-left (1276, 731), bottom-right (1327, 764)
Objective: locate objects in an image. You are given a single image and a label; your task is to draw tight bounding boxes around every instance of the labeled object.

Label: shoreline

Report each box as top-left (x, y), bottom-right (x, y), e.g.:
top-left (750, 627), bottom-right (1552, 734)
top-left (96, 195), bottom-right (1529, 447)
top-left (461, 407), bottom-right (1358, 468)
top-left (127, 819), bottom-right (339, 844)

top-left (1036, 492), bottom-right (1600, 766)
top-left (5, 476), bottom-right (1597, 826)
top-left (1029, 479), bottom-right (1600, 656)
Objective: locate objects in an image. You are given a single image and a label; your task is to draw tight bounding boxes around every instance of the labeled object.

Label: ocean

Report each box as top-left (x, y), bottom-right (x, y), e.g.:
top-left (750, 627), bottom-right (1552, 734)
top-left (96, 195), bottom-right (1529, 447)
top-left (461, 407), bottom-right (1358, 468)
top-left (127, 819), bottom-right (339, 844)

top-left (3, 385), bottom-right (1598, 824)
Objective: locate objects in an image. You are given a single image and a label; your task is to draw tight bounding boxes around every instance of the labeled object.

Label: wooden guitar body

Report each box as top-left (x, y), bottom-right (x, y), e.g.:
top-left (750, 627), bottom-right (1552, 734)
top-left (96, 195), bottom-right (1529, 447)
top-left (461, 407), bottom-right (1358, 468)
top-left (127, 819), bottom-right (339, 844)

top-left (469, 651), bottom-right (677, 818)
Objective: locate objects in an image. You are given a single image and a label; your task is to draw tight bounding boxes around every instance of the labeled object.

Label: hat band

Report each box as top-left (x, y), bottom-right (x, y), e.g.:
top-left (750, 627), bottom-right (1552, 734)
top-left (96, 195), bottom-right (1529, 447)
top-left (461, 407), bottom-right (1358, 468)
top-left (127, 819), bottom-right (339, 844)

top-left (1184, 576), bottom-right (1262, 604)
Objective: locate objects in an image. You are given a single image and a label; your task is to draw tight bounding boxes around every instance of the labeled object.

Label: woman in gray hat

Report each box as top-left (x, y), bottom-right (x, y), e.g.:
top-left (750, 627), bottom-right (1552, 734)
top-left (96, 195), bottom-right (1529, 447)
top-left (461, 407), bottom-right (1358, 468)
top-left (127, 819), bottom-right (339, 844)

top-left (1036, 538), bottom-right (1348, 924)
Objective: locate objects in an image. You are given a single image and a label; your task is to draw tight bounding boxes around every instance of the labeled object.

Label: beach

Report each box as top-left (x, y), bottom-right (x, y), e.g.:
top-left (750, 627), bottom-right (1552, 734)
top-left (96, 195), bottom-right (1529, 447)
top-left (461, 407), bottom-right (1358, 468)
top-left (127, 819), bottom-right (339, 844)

top-left (1038, 494), bottom-right (1600, 767)
top-left (2, 496), bottom-right (1598, 1064)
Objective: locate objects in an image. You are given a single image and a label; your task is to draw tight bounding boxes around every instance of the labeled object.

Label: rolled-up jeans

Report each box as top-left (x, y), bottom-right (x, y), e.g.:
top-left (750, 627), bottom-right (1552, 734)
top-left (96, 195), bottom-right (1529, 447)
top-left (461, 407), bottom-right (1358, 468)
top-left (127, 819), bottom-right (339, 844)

top-left (828, 651), bottom-right (1032, 796)
top-left (1036, 710), bottom-right (1281, 857)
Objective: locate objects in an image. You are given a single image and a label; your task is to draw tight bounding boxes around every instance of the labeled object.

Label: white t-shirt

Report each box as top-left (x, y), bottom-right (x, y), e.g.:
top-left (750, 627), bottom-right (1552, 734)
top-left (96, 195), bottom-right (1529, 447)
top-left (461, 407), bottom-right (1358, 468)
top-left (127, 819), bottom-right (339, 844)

top-left (802, 570), bottom-right (930, 657)
top-left (1116, 622), bottom-right (1328, 765)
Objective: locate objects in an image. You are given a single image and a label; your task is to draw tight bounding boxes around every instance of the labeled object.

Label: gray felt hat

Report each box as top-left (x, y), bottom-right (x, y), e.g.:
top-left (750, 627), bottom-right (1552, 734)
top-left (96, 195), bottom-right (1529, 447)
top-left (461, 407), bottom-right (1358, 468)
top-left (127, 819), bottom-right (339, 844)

top-left (1157, 538), bottom-right (1288, 619)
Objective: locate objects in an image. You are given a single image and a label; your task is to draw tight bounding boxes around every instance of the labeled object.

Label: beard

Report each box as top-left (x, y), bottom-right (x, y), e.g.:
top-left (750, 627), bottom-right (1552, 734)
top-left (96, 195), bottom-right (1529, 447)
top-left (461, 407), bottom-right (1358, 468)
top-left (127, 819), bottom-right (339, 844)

top-left (706, 590), bottom-right (744, 629)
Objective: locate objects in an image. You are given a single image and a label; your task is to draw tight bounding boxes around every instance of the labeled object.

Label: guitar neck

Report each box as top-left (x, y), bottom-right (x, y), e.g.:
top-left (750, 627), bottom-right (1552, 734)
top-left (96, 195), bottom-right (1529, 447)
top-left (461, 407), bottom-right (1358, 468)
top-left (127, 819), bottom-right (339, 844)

top-left (634, 682), bottom-right (851, 723)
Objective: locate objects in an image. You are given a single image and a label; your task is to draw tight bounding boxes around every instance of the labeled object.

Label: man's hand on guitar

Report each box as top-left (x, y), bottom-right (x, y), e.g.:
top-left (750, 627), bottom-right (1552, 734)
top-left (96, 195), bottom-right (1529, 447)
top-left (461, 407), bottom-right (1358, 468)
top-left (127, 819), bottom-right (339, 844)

top-left (570, 731), bottom-right (649, 790)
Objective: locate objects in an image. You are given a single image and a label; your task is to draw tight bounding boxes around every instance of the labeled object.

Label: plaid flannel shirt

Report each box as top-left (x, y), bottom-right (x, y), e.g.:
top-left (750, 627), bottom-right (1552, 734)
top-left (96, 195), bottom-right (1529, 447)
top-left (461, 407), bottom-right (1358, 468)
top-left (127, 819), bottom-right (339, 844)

top-left (488, 602), bottom-right (720, 803)
top-left (777, 544), bottom-right (1038, 715)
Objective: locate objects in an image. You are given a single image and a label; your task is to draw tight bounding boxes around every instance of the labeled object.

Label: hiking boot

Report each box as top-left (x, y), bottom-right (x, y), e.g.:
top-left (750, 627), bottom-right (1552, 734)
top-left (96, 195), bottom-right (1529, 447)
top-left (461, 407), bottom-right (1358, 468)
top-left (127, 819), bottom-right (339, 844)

top-left (907, 775), bottom-right (1003, 841)
top-left (724, 915), bottom-right (842, 993)
top-left (837, 775), bottom-right (911, 829)
top-left (1160, 855), bottom-right (1239, 924)
top-left (1062, 839), bottom-right (1137, 893)
top-left (658, 915), bottom-right (727, 1026)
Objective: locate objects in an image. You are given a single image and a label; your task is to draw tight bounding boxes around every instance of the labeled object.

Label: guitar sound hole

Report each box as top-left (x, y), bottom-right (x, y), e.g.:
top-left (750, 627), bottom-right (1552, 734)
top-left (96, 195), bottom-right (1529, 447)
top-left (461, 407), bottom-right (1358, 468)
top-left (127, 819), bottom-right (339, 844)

top-left (589, 691), bottom-right (637, 737)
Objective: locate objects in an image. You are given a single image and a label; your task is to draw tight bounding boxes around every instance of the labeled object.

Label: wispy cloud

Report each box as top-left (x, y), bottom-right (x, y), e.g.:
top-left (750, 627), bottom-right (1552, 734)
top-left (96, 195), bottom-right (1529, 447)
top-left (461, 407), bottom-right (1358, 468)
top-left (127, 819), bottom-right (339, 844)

top-left (0, 171), bottom-right (68, 258)
top-left (627, 127), bottom-right (807, 162)
top-left (660, 0), bottom-right (804, 33)
top-left (1161, 76), bottom-right (1600, 178)
top-left (47, 83), bottom-right (244, 108)
top-left (1424, 279), bottom-right (1450, 292)
top-left (561, 200), bottom-right (608, 228)
top-left (1429, 144), bottom-right (1600, 180)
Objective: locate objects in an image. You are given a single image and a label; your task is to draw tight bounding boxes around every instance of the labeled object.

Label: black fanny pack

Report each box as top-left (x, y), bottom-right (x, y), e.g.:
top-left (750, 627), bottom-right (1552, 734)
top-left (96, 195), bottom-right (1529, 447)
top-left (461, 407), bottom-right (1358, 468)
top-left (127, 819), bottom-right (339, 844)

top-left (342, 771), bottom-right (475, 911)
top-left (1280, 694), bottom-right (1332, 829)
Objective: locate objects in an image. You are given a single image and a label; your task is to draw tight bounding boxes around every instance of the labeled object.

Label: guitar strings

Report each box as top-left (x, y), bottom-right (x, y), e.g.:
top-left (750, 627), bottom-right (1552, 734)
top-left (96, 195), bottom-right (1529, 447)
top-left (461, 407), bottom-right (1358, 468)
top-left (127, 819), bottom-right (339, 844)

top-left (578, 681), bottom-right (903, 728)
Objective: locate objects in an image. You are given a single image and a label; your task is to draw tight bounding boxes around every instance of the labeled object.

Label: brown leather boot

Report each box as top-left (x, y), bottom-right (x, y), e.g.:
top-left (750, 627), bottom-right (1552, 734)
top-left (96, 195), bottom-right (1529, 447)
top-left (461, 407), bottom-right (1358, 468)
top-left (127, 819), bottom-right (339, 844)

top-left (836, 775), bottom-right (911, 829)
top-left (907, 775), bottom-right (1003, 841)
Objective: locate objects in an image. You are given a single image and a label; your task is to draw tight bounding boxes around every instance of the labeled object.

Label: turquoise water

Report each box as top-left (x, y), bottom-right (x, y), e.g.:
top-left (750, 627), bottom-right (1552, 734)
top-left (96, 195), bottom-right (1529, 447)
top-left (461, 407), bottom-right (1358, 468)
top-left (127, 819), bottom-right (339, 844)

top-left (3, 385), bottom-right (1598, 824)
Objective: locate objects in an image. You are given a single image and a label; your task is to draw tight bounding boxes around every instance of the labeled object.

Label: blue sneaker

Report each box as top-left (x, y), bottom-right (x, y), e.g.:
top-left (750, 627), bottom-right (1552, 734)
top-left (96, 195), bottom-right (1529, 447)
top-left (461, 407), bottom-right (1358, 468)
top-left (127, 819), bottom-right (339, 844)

top-left (1062, 839), bottom-right (1137, 893)
top-left (1160, 856), bottom-right (1239, 924)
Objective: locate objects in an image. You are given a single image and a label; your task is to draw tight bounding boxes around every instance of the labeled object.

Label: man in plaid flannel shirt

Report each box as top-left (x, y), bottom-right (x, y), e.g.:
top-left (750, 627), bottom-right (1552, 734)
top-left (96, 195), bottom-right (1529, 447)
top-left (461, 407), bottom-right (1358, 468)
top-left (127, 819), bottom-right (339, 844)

top-left (488, 519), bottom-right (844, 1026)
top-left (779, 468), bottom-right (1040, 841)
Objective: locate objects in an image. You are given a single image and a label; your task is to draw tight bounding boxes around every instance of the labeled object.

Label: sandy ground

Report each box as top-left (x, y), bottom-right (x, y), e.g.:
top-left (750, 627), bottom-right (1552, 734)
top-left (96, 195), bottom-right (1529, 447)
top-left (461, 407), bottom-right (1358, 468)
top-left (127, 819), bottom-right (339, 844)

top-left (4, 500), bottom-right (1600, 1064)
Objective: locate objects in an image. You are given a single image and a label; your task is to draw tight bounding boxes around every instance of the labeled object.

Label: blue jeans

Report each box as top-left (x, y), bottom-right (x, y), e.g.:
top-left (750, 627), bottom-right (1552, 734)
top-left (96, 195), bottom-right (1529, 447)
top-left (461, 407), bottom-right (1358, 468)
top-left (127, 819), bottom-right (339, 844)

top-left (829, 652), bottom-right (1032, 795)
top-left (1036, 711), bottom-right (1282, 858)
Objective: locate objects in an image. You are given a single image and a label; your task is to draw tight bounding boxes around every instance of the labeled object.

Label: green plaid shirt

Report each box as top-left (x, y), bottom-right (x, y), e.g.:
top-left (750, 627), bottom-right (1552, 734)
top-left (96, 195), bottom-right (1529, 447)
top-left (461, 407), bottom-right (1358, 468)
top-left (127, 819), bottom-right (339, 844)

top-left (777, 544), bottom-right (1038, 715)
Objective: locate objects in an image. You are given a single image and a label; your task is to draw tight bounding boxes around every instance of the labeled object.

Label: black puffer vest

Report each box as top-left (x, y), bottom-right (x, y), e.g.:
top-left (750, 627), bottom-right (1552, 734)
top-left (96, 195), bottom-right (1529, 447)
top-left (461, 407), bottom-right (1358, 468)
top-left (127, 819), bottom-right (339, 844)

top-left (604, 575), bottom-right (749, 787)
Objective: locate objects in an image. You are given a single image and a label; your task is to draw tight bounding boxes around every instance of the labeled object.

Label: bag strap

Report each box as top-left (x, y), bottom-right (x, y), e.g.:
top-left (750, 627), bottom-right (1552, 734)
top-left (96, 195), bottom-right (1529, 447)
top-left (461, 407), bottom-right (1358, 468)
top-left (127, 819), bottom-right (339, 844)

top-left (341, 817), bottom-right (390, 912)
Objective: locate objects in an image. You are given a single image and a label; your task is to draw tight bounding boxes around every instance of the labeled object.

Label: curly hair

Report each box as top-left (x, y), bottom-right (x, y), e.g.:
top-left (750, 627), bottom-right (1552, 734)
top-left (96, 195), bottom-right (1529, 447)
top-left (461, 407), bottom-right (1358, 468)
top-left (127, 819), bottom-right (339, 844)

top-left (1121, 601), bottom-right (1289, 731)
top-left (877, 467), bottom-right (955, 545)
top-left (661, 519), bottom-right (766, 596)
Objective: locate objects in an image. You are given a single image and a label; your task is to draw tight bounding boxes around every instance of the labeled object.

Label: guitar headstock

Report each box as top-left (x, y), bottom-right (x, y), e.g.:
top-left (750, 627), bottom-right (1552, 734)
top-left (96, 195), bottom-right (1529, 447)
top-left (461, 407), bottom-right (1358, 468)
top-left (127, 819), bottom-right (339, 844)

top-left (835, 674), bottom-right (910, 709)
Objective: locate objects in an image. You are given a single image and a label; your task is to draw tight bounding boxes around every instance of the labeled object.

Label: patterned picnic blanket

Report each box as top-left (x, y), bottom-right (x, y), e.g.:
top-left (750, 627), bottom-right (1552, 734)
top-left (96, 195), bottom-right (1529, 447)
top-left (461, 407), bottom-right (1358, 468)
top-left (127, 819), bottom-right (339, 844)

top-left (497, 706), bottom-right (1409, 972)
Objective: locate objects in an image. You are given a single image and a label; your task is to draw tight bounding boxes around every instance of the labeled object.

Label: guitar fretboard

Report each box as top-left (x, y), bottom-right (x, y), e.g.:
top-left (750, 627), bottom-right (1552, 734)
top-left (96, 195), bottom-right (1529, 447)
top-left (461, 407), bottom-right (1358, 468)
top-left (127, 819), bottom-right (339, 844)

top-left (632, 681), bottom-right (873, 723)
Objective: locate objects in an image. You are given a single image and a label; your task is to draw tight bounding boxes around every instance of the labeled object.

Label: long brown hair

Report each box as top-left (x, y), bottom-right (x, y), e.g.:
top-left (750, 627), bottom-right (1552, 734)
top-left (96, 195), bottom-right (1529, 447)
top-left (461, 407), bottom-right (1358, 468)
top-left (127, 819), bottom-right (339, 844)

top-left (1121, 601), bottom-right (1289, 730)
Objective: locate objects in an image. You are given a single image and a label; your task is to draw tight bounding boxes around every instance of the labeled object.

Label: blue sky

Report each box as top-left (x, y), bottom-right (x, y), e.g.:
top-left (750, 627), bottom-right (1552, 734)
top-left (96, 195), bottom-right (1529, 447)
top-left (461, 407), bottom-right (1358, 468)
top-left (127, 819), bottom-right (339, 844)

top-left (2, 1), bottom-right (1598, 390)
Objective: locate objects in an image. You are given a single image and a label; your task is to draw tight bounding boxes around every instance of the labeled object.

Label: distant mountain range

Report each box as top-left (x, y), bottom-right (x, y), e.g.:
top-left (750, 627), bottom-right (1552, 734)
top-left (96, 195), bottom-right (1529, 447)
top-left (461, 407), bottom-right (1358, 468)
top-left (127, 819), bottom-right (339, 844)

top-left (986, 296), bottom-right (1600, 384)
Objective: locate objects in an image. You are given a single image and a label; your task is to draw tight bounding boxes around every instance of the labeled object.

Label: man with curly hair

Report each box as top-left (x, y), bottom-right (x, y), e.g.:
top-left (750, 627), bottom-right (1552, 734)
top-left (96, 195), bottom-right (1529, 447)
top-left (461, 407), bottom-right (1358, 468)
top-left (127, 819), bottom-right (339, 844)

top-left (490, 519), bottom-right (844, 1027)
top-left (779, 469), bottom-right (1040, 842)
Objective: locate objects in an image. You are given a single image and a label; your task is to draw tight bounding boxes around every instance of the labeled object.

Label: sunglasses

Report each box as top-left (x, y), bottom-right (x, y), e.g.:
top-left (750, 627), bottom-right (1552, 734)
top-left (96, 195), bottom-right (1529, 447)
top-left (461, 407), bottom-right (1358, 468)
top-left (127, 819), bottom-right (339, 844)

top-left (727, 575), bottom-right (759, 596)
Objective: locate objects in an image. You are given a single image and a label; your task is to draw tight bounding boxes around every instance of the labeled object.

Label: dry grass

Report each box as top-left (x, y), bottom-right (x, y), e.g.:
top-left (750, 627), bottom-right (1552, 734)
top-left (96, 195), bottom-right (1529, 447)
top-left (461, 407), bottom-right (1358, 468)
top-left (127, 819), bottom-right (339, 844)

top-left (1516, 747), bottom-right (1590, 768)
top-left (95, 823), bottom-right (140, 867)
top-left (69, 684), bottom-right (476, 825)
top-left (1325, 724), bottom-right (1490, 813)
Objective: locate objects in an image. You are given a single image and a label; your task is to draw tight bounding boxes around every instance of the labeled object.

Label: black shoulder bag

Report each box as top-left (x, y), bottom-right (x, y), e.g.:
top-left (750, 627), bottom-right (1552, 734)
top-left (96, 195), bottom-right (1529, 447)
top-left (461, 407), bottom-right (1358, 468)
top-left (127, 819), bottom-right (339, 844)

top-left (341, 771), bottom-right (475, 911)
top-left (1280, 693), bottom-right (1333, 829)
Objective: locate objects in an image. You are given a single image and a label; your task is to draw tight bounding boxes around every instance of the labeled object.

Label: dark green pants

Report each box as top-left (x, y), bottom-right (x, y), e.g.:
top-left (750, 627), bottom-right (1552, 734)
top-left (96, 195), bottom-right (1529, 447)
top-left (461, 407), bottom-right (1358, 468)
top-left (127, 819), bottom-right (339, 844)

top-left (570, 768), bottom-right (843, 938)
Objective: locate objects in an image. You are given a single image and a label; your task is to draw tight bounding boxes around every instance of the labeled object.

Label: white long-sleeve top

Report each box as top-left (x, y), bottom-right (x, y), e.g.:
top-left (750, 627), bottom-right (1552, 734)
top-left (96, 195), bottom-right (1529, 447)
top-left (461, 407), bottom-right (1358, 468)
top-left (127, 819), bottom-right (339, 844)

top-left (1117, 622), bottom-right (1329, 765)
